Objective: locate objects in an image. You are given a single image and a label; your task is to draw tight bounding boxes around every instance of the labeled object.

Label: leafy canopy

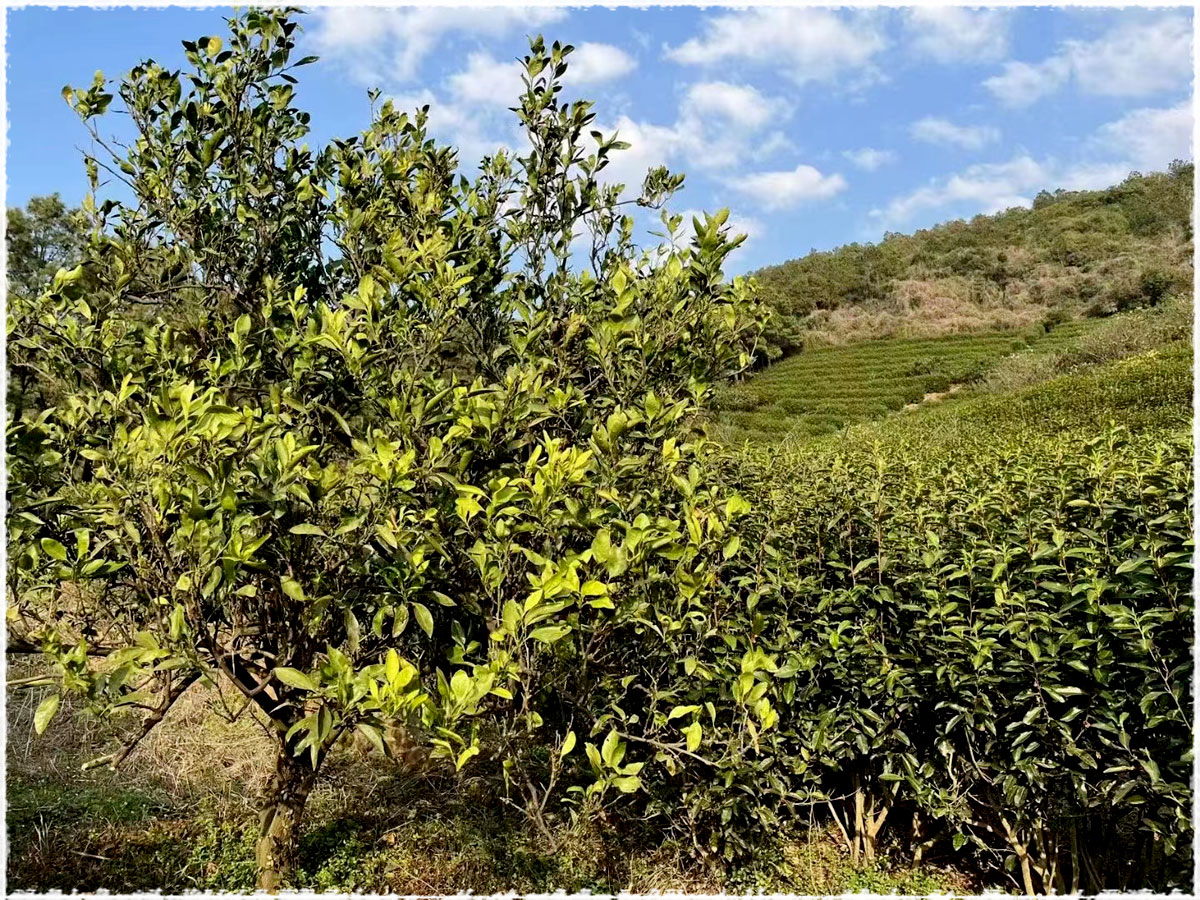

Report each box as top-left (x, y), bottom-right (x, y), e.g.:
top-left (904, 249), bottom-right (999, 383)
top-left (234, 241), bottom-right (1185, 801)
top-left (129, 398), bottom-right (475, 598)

top-left (7, 5), bottom-right (765, 832)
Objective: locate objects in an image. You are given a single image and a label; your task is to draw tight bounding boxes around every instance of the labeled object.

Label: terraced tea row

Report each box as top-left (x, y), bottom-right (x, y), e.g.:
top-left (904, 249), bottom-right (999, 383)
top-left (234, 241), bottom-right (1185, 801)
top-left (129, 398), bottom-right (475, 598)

top-left (712, 321), bottom-right (1106, 442)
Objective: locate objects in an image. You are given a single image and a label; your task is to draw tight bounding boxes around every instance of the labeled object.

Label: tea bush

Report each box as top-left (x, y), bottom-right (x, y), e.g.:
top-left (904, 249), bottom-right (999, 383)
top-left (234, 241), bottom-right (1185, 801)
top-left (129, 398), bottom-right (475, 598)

top-left (712, 352), bottom-right (1193, 892)
top-left (709, 324), bottom-right (1112, 443)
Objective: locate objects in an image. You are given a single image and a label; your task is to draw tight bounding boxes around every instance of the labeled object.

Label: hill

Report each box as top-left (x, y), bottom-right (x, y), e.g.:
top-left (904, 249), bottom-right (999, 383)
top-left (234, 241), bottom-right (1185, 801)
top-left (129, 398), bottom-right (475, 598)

top-left (751, 163), bottom-right (1193, 359)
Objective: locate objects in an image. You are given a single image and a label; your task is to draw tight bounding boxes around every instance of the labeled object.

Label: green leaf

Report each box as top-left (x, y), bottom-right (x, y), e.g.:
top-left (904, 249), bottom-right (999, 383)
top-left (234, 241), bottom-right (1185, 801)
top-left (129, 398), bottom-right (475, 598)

top-left (34, 694), bottom-right (61, 735)
top-left (40, 538), bottom-right (67, 562)
top-left (529, 624), bottom-right (571, 645)
top-left (412, 602), bottom-right (434, 638)
top-left (274, 667), bottom-right (318, 692)
top-left (667, 704), bottom-right (700, 721)
top-left (391, 604), bottom-right (409, 637)
top-left (280, 577), bottom-right (306, 603)
top-left (357, 723), bottom-right (386, 755)
top-left (169, 604), bottom-right (187, 640)
top-left (683, 720), bottom-right (702, 752)
top-left (600, 728), bottom-right (621, 768)
top-left (1141, 757), bottom-right (1161, 784)
top-left (289, 523), bottom-right (327, 536)
top-left (611, 774), bottom-right (641, 793)
top-left (455, 745), bottom-right (481, 771)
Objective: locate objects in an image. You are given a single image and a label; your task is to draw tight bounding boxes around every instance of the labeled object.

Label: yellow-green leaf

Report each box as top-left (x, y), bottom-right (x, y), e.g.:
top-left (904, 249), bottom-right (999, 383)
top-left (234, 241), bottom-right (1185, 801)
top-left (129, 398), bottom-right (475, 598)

top-left (413, 602), bottom-right (434, 638)
top-left (289, 523), bottom-right (326, 536)
top-left (34, 694), bottom-right (61, 735)
top-left (280, 577), bottom-right (306, 603)
top-left (455, 745), bottom-right (481, 771)
top-left (274, 667), bottom-right (318, 692)
top-left (560, 730), bottom-right (577, 758)
top-left (40, 538), bottom-right (67, 561)
top-left (612, 774), bottom-right (642, 793)
top-left (529, 624), bottom-right (571, 645)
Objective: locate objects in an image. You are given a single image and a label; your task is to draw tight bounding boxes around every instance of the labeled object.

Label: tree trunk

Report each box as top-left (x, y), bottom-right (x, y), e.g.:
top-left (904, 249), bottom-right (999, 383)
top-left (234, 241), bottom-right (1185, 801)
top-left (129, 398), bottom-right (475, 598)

top-left (256, 746), bottom-right (318, 891)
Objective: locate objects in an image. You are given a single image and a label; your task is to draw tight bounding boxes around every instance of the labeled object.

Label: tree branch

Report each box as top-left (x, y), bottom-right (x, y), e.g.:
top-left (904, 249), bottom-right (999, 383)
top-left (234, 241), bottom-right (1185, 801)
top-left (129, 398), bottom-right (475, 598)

top-left (82, 670), bottom-right (200, 770)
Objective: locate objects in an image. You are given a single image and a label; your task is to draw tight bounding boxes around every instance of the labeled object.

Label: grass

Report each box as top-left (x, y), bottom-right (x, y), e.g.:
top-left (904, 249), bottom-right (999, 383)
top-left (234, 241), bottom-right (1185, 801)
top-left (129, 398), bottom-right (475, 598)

top-left (7, 664), bottom-right (970, 893)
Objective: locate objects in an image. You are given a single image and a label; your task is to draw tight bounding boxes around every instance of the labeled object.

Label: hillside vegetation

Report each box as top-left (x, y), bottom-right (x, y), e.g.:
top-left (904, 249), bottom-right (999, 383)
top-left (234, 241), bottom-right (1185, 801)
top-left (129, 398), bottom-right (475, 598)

top-left (753, 163), bottom-right (1193, 357)
top-left (713, 295), bottom-right (1190, 443)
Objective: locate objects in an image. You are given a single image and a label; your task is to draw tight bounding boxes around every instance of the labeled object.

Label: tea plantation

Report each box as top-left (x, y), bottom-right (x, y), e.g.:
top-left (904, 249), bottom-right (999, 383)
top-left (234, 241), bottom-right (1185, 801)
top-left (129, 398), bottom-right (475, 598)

top-left (707, 325), bottom-right (1192, 887)
top-left (713, 323), bottom-right (1089, 442)
top-left (5, 9), bottom-right (1192, 893)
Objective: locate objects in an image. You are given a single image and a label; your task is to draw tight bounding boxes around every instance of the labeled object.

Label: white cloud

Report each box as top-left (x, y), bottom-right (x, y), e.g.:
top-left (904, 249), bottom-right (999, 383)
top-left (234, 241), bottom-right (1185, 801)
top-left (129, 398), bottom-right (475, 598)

top-left (983, 58), bottom-right (1071, 107)
top-left (730, 165), bottom-right (848, 211)
top-left (1067, 16), bottom-right (1193, 97)
top-left (311, 11), bottom-right (642, 177)
top-left (446, 52), bottom-right (525, 107)
top-left (904, 8), bottom-right (1010, 64)
top-left (843, 148), bottom-right (897, 171)
top-left (872, 156), bottom-right (1051, 226)
top-left (1054, 160), bottom-right (1143, 194)
top-left (672, 81), bottom-right (793, 170)
top-left (591, 79), bottom-right (793, 193)
top-left (666, 8), bottom-right (887, 89)
top-left (566, 43), bottom-right (636, 85)
top-left (871, 105), bottom-right (1188, 229)
top-left (984, 15), bottom-right (1192, 107)
top-left (593, 115), bottom-right (684, 195)
top-left (1092, 101), bottom-right (1193, 172)
top-left (310, 7), bottom-right (567, 86)
top-left (681, 81), bottom-right (788, 132)
top-left (910, 117), bottom-right (1001, 150)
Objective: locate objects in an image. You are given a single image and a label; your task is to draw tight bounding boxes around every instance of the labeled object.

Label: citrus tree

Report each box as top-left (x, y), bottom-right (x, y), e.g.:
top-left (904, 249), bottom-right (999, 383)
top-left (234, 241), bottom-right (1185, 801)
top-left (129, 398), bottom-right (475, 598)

top-left (6, 9), bottom-right (765, 889)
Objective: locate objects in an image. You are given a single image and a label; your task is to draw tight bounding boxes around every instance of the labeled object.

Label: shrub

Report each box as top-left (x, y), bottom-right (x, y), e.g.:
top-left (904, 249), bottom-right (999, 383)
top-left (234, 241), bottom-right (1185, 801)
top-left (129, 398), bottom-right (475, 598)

top-left (7, 10), bottom-right (766, 888)
top-left (1041, 308), bottom-right (1071, 331)
top-left (1140, 267), bottom-right (1174, 306)
top-left (903, 356), bottom-right (939, 377)
top-left (720, 386), bottom-right (1192, 892)
top-left (710, 386), bottom-right (762, 412)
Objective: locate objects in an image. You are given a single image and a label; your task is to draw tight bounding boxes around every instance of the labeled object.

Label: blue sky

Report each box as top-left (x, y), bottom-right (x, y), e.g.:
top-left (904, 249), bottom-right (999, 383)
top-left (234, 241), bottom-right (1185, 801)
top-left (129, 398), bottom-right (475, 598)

top-left (6, 6), bottom-right (1193, 274)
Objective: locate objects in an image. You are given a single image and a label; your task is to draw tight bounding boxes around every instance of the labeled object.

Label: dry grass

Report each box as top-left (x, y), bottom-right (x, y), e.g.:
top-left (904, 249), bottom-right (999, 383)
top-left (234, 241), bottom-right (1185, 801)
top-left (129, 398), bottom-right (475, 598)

top-left (803, 276), bottom-right (1050, 347)
top-left (6, 658), bottom-right (725, 892)
top-left (983, 294), bottom-right (1192, 393)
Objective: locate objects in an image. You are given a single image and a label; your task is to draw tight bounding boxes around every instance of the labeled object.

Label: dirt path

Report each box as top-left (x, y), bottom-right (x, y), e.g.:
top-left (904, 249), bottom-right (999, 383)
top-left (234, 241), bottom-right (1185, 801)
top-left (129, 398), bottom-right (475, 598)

top-left (905, 382), bottom-right (965, 410)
